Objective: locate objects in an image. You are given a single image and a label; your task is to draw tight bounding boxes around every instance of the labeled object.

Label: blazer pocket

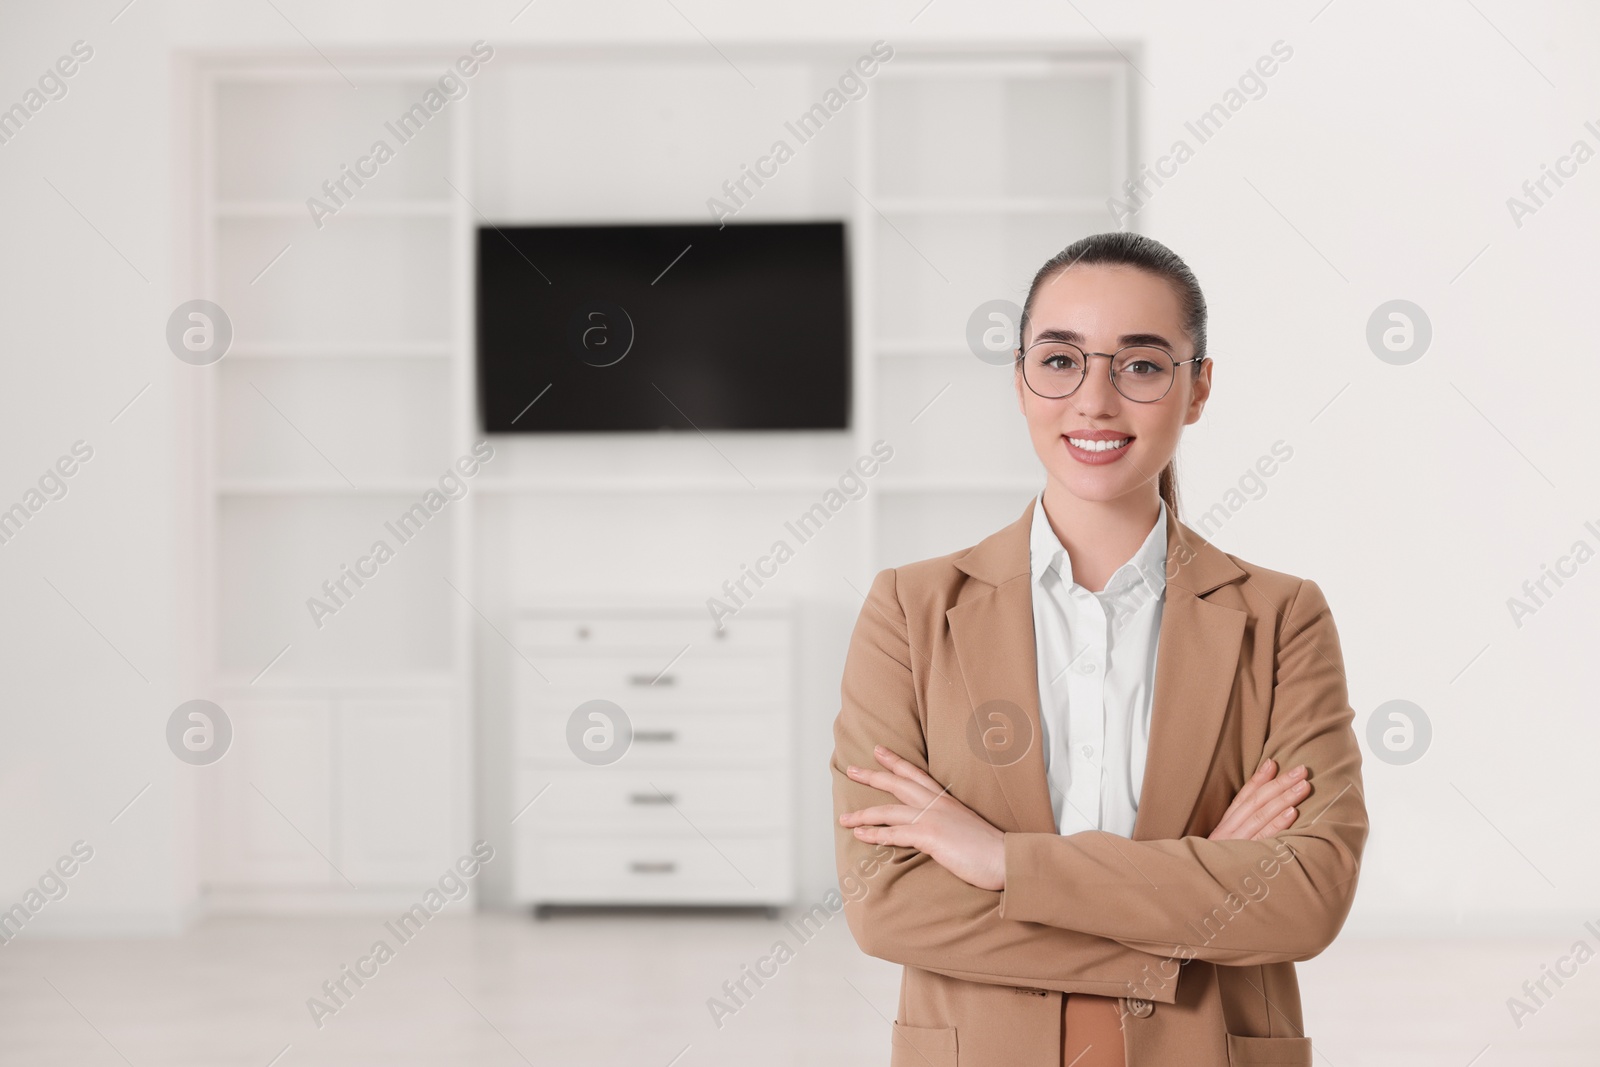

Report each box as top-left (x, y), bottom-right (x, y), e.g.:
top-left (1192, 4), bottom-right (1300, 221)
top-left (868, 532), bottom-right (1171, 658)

top-left (891, 1021), bottom-right (958, 1067)
top-left (1226, 1033), bottom-right (1313, 1066)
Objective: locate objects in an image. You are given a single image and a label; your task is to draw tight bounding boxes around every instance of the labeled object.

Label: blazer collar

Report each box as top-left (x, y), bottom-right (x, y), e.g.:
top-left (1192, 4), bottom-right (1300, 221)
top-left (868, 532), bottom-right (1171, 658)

top-left (957, 495), bottom-right (1242, 596)
top-left (946, 496), bottom-right (1250, 841)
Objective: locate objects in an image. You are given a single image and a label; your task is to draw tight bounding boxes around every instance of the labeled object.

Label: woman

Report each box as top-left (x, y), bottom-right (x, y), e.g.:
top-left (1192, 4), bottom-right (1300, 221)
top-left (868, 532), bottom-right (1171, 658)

top-left (831, 232), bottom-right (1367, 1067)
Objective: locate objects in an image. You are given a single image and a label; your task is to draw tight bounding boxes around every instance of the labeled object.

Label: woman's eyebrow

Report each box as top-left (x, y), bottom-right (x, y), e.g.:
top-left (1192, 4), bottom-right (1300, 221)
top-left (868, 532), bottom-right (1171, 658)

top-left (1031, 327), bottom-right (1176, 349)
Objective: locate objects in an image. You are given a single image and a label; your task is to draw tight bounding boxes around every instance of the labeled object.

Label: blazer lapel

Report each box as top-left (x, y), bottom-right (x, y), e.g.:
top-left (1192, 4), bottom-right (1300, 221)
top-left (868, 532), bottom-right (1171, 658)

top-left (947, 571), bottom-right (1058, 834)
top-left (947, 496), bottom-right (1248, 841)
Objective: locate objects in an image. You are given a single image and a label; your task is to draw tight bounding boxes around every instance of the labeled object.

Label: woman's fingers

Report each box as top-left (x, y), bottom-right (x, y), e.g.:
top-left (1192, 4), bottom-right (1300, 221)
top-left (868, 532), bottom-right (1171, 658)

top-left (850, 823), bottom-right (917, 847)
top-left (1208, 758), bottom-right (1276, 839)
top-left (1228, 771), bottom-right (1312, 840)
top-left (1240, 778), bottom-right (1310, 839)
top-left (838, 803), bottom-right (918, 827)
top-left (845, 761), bottom-right (934, 809)
top-left (1208, 759), bottom-right (1312, 841)
top-left (1257, 805), bottom-right (1299, 839)
top-left (844, 745), bottom-right (943, 806)
top-left (872, 744), bottom-right (943, 792)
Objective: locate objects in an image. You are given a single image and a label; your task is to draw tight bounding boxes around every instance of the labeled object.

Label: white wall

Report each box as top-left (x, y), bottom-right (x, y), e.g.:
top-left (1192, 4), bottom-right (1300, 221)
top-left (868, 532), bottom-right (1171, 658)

top-left (3, 0), bottom-right (1597, 937)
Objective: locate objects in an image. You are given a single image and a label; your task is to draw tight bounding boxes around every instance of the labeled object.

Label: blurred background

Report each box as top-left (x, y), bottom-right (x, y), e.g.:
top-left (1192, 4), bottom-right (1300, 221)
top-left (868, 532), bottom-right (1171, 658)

top-left (1, 1), bottom-right (1597, 1063)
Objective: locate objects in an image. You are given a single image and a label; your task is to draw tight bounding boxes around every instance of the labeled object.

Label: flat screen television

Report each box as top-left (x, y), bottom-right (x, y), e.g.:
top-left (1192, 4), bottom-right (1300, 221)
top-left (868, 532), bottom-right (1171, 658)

top-left (476, 220), bottom-right (851, 433)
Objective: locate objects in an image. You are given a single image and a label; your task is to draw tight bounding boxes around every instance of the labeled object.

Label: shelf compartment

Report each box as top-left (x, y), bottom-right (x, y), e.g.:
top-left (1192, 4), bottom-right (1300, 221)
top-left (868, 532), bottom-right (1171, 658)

top-left (874, 349), bottom-right (1043, 486)
top-left (874, 489), bottom-right (1037, 570)
top-left (217, 355), bottom-right (457, 484)
top-left (216, 493), bottom-right (456, 681)
top-left (870, 210), bottom-right (1106, 349)
top-left (215, 214), bottom-right (453, 347)
top-left (214, 79), bottom-right (455, 202)
top-left (871, 71), bottom-right (1116, 200)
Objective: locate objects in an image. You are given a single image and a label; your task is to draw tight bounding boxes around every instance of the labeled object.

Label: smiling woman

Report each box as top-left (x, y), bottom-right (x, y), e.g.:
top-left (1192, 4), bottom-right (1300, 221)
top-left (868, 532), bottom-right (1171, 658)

top-left (830, 232), bottom-right (1368, 1067)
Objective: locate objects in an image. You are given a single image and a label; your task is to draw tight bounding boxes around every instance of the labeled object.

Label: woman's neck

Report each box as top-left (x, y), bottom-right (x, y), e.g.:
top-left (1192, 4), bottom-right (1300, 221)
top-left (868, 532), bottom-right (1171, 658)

top-left (1040, 484), bottom-right (1163, 593)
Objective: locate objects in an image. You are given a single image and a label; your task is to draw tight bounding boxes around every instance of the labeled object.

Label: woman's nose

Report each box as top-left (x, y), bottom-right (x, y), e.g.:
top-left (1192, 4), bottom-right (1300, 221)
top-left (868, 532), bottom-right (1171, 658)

top-left (1072, 358), bottom-right (1121, 412)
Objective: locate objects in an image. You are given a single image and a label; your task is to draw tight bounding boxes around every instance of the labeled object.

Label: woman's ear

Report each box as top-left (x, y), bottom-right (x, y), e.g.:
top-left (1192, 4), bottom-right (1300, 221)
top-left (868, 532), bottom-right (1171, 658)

top-left (1184, 359), bottom-right (1212, 425)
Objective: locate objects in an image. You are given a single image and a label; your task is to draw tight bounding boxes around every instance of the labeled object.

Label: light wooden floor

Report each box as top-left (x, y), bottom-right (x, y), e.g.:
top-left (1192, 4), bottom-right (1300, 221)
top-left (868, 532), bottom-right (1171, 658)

top-left (0, 912), bottom-right (1594, 1064)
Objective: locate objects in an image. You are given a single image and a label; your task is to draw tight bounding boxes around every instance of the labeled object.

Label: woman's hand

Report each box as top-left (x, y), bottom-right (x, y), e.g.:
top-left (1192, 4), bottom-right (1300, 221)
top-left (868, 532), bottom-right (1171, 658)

top-left (1208, 757), bottom-right (1311, 841)
top-left (839, 744), bottom-right (1008, 891)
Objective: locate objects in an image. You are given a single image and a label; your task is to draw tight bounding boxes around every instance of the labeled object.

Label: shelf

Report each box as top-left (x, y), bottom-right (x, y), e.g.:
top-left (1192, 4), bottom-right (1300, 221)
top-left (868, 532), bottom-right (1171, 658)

top-left (873, 196), bottom-right (1105, 215)
top-left (212, 673), bottom-right (460, 692)
top-left (217, 475), bottom-right (934, 498)
top-left (475, 477), bottom-right (859, 496)
top-left (879, 479), bottom-right (1040, 494)
top-left (878, 59), bottom-right (1124, 81)
top-left (216, 479), bottom-right (447, 495)
top-left (225, 342), bottom-right (454, 359)
top-left (875, 338), bottom-right (975, 357)
top-left (215, 200), bottom-right (455, 218)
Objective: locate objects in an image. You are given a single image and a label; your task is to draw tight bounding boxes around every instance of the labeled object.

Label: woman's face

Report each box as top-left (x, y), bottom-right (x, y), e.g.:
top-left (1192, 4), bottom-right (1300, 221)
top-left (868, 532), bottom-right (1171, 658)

top-left (1014, 263), bottom-right (1211, 506)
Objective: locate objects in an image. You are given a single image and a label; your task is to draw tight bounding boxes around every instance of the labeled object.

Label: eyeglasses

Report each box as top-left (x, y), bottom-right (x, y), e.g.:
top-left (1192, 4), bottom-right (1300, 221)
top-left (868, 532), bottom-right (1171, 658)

top-left (1016, 340), bottom-right (1206, 403)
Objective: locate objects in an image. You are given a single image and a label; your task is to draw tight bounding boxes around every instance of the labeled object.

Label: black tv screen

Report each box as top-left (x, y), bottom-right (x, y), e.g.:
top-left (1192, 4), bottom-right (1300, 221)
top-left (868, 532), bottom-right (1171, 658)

top-left (476, 221), bottom-right (851, 433)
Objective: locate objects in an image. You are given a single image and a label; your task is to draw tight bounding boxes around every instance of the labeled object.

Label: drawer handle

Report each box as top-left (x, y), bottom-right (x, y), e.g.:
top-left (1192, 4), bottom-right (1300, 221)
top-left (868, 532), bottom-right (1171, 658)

top-left (629, 672), bottom-right (676, 686)
top-left (634, 729), bottom-right (677, 744)
top-left (630, 792), bottom-right (676, 805)
top-left (629, 860), bottom-right (677, 875)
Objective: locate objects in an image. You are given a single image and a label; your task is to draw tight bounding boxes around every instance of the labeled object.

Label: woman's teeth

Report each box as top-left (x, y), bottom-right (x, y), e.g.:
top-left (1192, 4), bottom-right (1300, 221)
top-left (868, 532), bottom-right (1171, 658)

top-left (1066, 437), bottom-right (1130, 452)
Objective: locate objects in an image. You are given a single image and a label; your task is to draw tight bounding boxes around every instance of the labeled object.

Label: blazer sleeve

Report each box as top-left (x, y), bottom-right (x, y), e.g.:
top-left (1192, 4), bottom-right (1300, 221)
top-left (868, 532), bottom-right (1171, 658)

top-left (831, 566), bottom-right (1184, 1002)
top-left (997, 577), bottom-right (1369, 967)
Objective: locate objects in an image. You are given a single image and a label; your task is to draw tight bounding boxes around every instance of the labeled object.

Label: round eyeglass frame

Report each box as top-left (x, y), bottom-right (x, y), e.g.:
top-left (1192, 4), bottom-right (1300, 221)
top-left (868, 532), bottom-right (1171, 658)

top-left (1014, 340), bottom-right (1207, 403)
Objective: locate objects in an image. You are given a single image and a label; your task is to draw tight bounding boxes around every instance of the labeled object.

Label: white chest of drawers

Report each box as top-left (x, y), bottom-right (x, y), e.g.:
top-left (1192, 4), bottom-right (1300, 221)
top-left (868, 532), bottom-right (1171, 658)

top-left (510, 601), bottom-right (795, 913)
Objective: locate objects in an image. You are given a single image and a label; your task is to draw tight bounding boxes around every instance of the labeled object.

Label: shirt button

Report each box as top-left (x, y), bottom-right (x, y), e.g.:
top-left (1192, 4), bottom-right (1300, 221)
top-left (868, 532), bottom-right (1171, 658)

top-left (1077, 660), bottom-right (1098, 675)
top-left (1080, 744), bottom-right (1095, 759)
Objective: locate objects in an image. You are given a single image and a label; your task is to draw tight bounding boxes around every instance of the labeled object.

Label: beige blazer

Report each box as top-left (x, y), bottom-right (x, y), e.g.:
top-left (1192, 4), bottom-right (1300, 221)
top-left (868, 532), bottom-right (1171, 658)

top-left (831, 497), bottom-right (1368, 1067)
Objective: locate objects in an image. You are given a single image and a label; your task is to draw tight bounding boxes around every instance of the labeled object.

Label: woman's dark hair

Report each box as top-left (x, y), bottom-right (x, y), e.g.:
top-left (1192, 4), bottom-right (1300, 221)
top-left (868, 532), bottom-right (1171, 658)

top-left (1016, 231), bottom-right (1208, 520)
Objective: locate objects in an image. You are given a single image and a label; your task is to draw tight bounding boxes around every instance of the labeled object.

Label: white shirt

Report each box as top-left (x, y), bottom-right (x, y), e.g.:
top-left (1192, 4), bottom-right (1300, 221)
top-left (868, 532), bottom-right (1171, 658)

top-left (1028, 490), bottom-right (1169, 837)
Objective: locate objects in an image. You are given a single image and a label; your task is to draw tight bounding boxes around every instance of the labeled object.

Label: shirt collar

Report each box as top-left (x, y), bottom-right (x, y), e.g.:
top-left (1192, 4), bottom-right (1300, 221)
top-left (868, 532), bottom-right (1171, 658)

top-left (1029, 490), bottom-right (1170, 599)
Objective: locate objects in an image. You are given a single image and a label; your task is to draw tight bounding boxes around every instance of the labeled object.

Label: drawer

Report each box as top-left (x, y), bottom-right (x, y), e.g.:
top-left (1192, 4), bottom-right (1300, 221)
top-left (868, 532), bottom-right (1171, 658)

top-left (517, 708), bottom-right (789, 765)
top-left (521, 654), bottom-right (788, 701)
top-left (515, 766), bottom-right (790, 832)
top-left (517, 614), bottom-right (789, 652)
top-left (517, 832), bottom-right (793, 905)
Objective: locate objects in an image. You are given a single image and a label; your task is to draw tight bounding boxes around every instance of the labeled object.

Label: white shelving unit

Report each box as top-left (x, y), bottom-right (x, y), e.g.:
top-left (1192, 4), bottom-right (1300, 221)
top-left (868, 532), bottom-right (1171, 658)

top-left (182, 46), bottom-right (1130, 912)
top-left (856, 56), bottom-right (1129, 568)
top-left (192, 64), bottom-right (475, 909)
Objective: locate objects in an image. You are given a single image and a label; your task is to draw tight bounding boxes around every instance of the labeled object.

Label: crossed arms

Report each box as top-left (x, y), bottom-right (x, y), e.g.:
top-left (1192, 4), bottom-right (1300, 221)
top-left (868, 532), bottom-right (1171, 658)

top-left (830, 566), bottom-right (1369, 999)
